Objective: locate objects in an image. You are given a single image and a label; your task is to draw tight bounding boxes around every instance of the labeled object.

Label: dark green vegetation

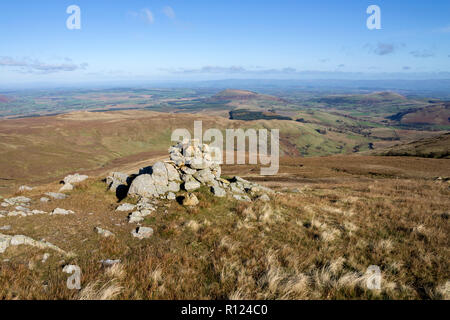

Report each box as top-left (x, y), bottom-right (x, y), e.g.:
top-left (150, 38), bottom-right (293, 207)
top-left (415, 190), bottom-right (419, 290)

top-left (229, 109), bottom-right (291, 121)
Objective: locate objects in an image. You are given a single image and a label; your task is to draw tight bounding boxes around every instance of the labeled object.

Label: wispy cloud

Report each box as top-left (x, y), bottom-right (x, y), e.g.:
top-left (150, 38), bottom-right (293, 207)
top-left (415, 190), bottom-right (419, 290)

top-left (366, 42), bottom-right (400, 56)
top-left (403, 66), bottom-right (411, 70)
top-left (163, 6), bottom-right (176, 20)
top-left (142, 8), bottom-right (154, 24)
top-left (410, 50), bottom-right (434, 58)
top-left (0, 56), bottom-right (88, 74)
top-left (128, 8), bottom-right (154, 24)
top-left (434, 25), bottom-right (450, 33)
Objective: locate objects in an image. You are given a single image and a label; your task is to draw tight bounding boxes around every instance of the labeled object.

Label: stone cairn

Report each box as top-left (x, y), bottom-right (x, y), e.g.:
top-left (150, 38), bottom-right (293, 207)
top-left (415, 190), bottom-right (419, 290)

top-left (106, 139), bottom-right (274, 207)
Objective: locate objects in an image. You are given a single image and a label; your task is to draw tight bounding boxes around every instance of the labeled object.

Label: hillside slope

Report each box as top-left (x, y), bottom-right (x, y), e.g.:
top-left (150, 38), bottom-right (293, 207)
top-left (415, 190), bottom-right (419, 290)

top-left (375, 132), bottom-right (450, 159)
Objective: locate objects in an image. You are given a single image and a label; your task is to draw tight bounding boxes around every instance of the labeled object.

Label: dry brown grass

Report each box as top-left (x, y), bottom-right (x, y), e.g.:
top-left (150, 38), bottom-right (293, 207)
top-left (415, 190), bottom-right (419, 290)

top-left (0, 156), bottom-right (449, 300)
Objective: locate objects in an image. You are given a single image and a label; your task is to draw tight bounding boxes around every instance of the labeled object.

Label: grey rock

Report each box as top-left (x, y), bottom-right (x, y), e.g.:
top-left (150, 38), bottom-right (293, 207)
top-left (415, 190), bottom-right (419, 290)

top-left (131, 227), bottom-right (154, 239)
top-left (184, 178), bottom-right (201, 191)
top-left (41, 253), bottom-right (50, 263)
top-left (165, 162), bottom-right (181, 181)
top-left (128, 174), bottom-right (158, 198)
top-left (45, 192), bottom-right (67, 200)
top-left (0, 225), bottom-right (11, 231)
top-left (230, 183), bottom-right (245, 194)
top-left (95, 227), bottom-right (114, 238)
top-left (152, 162), bottom-right (169, 186)
top-left (8, 211), bottom-right (27, 217)
top-left (116, 203), bottom-right (136, 212)
top-left (31, 210), bottom-right (46, 215)
top-left (258, 194), bottom-right (270, 202)
top-left (63, 173), bottom-right (88, 185)
top-left (40, 197), bottom-right (50, 203)
top-left (0, 233), bottom-right (66, 255)
top-left (194, 168), bottom-right (215, 184)
top-left (128, 211), bottom-right (144, 224)
top-left (59, 183), bottom-right (74, 192)
top-left (106, 172), bottom-right (130, 192)
top-left (4, 196), bottom-right (31, 205)
top-left (187, 157), bottom-right (212, 170)
top-left (167, 192), bottom-right (176, 200)
top-left (211, 185), bottom-right (226, 197)
top-left (50, 208), bottom-right (74, 215)
top-left (167, 181), bottom-right (181, 193)
top-left (15, 206), bottom-right (30, 212)
top-left (18, 185), bottom-right (33, 192)
top-left (180, 166), bottom-right (196, 175)
top-left (100, 259), bottom-right (121, 266)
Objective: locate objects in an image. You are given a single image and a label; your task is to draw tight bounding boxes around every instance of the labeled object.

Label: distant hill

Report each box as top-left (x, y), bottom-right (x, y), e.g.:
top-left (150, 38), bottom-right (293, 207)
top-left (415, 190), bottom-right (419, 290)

top-left (387, 102), bottom-right (450, 127)
top-left (313, 91), bottom-right (426, 116)
top-left (0, 94), bottom-right (11, 103)
top-left (211, 89), bottom-right (284, 102)
top-left (376, 132), bottom-right (450, 159)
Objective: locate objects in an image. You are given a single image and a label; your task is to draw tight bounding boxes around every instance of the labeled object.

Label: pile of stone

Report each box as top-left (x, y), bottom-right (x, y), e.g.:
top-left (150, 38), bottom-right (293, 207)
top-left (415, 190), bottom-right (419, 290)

top-left (105, 139), bottom-right (273, 203)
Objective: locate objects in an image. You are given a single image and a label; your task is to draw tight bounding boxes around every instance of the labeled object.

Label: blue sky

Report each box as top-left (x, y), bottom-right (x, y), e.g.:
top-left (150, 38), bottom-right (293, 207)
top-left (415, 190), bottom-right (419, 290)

top-left (0, 0), bottom-right (449, 86)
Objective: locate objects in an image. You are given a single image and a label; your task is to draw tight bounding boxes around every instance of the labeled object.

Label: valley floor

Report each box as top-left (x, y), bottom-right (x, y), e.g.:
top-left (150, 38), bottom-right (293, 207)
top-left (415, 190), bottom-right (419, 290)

top-left (0, 156), bottom-right (449, 299)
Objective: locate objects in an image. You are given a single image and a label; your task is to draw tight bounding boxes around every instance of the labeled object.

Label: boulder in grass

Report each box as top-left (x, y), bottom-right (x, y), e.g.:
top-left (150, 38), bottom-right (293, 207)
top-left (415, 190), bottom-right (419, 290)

top-left (131, 227), bottom-right (154, 239)
top-left (95, 227), bottom-right (114, 238)
top-left (63, 173), bottom-right (88, 185)
top-left (50, 208), bottom-right (74, 215)
top-left (45, 192), bottom-right (67, 200)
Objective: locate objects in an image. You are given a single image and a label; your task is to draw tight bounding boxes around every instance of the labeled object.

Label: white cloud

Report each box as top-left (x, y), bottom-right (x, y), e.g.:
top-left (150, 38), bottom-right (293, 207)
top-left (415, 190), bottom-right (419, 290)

top-left (163, 6), bottom-right (176, 20)
top-left (0, 56), bottom-right (88, 74)
top-left (410, 50), bottom-right (435, 58)
top-left (435, 25), bottom-right (450, 33)
top-left (142, 8), bottom-right (154, 24)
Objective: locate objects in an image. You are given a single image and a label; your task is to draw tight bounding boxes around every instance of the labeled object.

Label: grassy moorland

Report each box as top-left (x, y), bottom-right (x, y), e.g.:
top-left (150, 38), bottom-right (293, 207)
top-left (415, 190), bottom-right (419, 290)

top-left (0, 155), bottom-right (448, 299)
top-left (0, 109), bottom-right (444, 196)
